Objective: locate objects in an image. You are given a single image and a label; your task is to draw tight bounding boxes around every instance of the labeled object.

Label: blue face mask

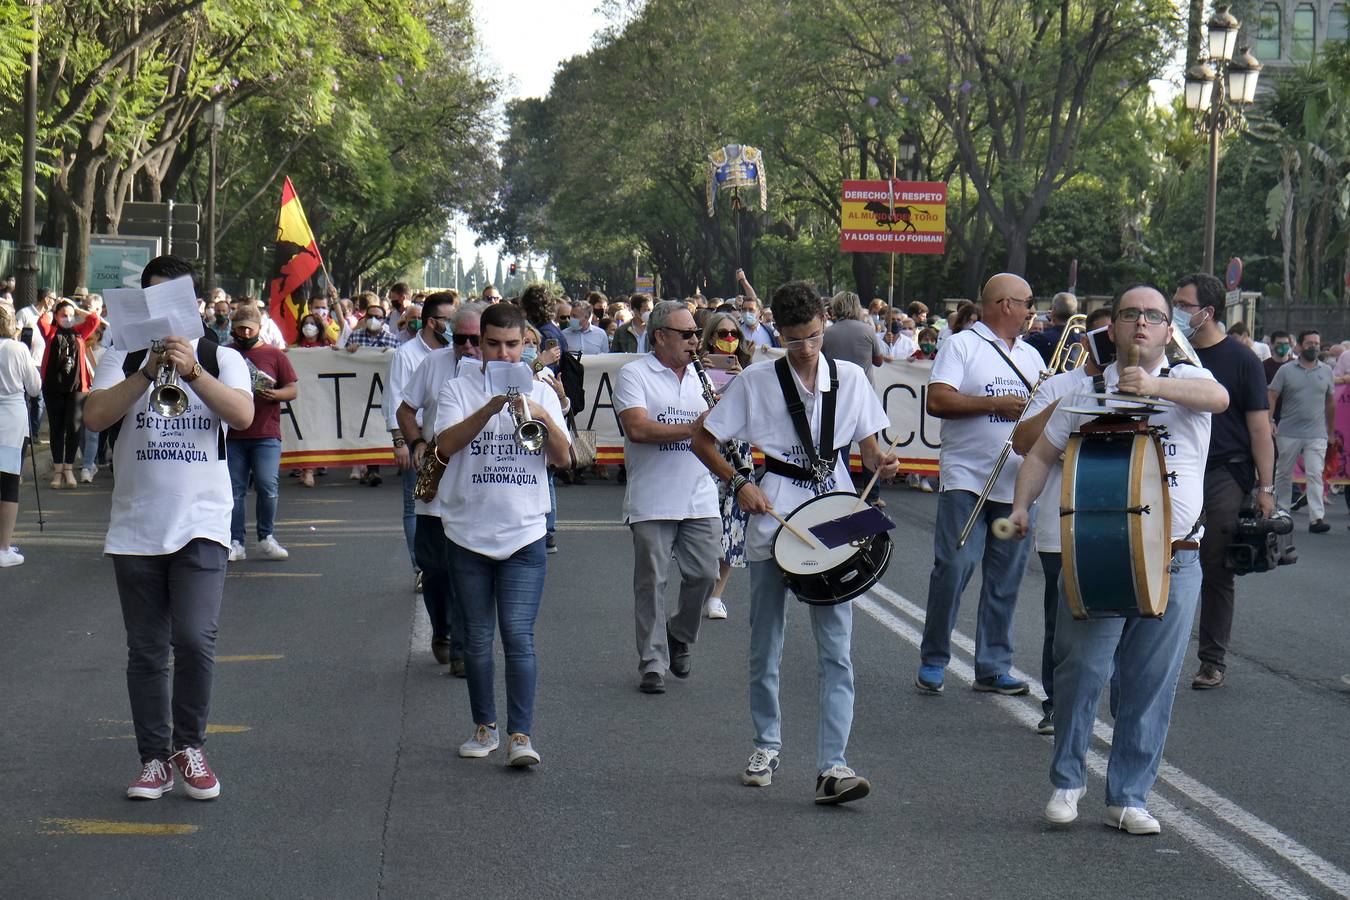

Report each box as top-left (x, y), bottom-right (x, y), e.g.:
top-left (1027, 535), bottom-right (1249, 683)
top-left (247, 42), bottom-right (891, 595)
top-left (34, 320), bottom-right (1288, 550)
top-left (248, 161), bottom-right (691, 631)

top-left (569, 317), bottom-right (580, 330)
top-left (1174, 307), bottom-right (1206, 339)
top-left (522, 346), bottom-right (538, 365)
top-left (743, 313), bottom-right (758, 328)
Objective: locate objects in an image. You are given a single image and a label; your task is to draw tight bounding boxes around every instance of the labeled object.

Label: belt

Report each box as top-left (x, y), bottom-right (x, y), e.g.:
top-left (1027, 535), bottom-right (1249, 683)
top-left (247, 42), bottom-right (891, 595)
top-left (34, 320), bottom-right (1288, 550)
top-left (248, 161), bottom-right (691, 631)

top-left (1171, 539), bottom-right (1201, 553)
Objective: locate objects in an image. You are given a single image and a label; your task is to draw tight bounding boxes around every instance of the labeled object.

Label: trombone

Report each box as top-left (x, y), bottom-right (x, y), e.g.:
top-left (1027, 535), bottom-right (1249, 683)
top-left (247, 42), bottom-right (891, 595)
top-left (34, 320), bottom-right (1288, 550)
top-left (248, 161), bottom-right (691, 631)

top-left (956, 314), bottom-right (1087, 549)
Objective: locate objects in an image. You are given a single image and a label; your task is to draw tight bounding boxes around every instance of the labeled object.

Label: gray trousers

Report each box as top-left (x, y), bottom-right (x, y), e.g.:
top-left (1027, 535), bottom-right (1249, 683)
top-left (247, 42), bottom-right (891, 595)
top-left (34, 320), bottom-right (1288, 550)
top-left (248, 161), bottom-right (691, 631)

top-left (112, 539), bottom-right (228, 763)
top-left (631, 517), bottom-right (720, 674)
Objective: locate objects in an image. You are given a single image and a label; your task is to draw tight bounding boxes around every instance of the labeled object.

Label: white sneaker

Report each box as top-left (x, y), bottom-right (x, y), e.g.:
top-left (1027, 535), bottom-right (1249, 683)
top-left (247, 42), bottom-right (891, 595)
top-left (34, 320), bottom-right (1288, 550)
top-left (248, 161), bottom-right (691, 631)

top-left (228, 541), bottom-right (247, 562)
top-left (0, 547), bottom-right (24, 567)
top-left (743, 748), bottom-right (779, 786)
top-left (256, 535), bottom-right (289, 560)
top-left (458, 724), bottom-right (500, 758)
top-left (705, 597), bottom-right (728, 619)
top-left (507, 733), bottom-right (540, 767)
top-left (1104, 805), bottom-right (1161, 835)
top-left (1044, 786), bottom-right (1086, 824)
top-left (79, 466), bottom-right (95, 483)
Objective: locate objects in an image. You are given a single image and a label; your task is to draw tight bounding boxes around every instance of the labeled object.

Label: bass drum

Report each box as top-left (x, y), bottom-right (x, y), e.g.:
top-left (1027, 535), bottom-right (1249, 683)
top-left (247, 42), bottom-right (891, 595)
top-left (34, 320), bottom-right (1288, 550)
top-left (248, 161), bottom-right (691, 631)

top-left (772, 491), bottom-right (893, 606)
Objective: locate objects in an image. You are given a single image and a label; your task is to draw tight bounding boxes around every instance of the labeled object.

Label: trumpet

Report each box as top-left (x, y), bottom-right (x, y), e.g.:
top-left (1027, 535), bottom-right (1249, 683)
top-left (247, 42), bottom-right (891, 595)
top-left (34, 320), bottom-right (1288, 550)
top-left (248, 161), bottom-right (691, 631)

top-left (148, 340), bottom-right (190, 417)
top-left (506, 386), bottom-right (549, 452)
top-left (957, 313), bottom-right (1087, 549)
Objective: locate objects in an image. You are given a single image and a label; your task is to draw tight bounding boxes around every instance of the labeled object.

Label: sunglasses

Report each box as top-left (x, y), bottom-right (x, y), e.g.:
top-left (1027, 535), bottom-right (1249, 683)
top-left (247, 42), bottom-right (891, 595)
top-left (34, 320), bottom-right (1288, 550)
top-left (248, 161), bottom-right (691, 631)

top-left (452, 333), bottom-right (481, 346)
top-left (713, 329), bottom-right (741, 339)
top-left (660, 327), bottom-right (701, 341)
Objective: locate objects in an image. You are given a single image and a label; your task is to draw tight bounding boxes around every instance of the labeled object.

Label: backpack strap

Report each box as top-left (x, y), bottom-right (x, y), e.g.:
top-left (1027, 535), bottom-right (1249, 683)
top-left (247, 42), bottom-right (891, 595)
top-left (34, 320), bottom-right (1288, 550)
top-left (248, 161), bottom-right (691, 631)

top-left (117, 341), bottom-right (225, 460)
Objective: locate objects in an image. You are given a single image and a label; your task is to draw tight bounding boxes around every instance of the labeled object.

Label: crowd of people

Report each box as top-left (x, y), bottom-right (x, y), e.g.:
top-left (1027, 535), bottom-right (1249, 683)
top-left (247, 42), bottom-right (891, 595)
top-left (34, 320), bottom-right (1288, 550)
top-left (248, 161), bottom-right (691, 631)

top-left (0, 258), bottom-right (1347, 821)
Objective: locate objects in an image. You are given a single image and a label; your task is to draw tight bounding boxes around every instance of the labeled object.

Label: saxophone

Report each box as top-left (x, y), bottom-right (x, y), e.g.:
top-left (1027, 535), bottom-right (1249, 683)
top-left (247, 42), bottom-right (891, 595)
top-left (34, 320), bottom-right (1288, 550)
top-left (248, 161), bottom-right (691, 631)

top-left (412, 437), bottom-right (447, 502)
top-left (691, 355), bottom-right (752, 475)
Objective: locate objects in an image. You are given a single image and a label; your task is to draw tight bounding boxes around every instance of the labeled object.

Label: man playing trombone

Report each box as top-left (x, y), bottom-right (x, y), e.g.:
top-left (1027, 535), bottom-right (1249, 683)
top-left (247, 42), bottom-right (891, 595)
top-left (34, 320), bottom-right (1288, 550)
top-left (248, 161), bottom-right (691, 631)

top-left (614, 300), bottom-right (720, 695)
top-left (916, 273), bottom-right (1044, 696)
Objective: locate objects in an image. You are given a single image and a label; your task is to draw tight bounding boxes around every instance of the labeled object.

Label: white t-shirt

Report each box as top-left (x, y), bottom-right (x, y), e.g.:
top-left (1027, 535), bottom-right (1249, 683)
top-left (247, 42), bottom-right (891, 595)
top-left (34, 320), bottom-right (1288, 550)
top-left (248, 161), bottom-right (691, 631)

top-left (881, 331), bottom-right (916, 360)
top-left (1041, 361), bottom-right (1215, 542)
top-left (1022, 366), bottom-right (1094, 553)
top-left (385, 330), bottom-right (436, 431)
top-left (403, 346), bottom-right (462, 517)
top-left (614, 354), bottom-right (719, 524)
top-left (704, 354), bottom-right (887, 562)
top-left (435, 363), bottom-right (569, 560)
top-left (259, 315), bottom-right (287, 350)
top-left (929, 320), bottom-right (1044, 502)
top-left (92, 341), bottom-right (252, 555)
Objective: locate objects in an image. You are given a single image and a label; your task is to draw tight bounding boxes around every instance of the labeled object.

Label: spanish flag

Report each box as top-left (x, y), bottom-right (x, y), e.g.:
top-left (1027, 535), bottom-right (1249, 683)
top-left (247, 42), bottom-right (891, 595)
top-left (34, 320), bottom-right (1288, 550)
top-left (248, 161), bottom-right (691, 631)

top-left (268, 177), bottom-right (324, 345)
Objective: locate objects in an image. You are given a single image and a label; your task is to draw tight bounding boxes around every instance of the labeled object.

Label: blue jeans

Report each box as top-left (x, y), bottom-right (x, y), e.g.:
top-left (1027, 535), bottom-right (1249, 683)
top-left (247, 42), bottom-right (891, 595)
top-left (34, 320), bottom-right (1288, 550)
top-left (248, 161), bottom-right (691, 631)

top-left (81, 423), bottom-right (100, 469)
top-left (227, 438), bottom-right (281, 544)
top-left (545, 471), bottom-right (557, 536)
top-left (920, 489), bottom-right (1034, 680)
top-left (1050, 550), bottom-right (1201, 807)
top-left (448, 537), bottom-right (547, 736)
top-left (748, 559), bottom-right (855, 775)
top-left (400, 466), bottom-right (417, 571)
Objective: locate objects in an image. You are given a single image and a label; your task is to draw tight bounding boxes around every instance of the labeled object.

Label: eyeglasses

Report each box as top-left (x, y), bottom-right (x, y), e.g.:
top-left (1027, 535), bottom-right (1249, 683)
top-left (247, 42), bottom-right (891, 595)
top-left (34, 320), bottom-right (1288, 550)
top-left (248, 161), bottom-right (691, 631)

top-left (660, 327), bottom-right (701, 341)
top-left (713, 329), bottom-right (741, 339)
top-left (784, 333), bottom-right (825, 350)
top-left (1001, 296), bottom-right (1035, 308)
top-left (452, 333), bottom-right (481, 346)
top-left (1171, 300), bottom-right (1201, 312)
top-left (1115, 307), bottom-right (1170, 325)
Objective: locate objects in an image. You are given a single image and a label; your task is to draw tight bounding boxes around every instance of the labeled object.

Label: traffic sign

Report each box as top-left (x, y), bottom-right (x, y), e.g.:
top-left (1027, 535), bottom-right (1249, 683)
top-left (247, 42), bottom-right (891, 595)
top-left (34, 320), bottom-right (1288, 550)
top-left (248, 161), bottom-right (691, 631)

top-left (1225, 257), bottom-right (1243, 291)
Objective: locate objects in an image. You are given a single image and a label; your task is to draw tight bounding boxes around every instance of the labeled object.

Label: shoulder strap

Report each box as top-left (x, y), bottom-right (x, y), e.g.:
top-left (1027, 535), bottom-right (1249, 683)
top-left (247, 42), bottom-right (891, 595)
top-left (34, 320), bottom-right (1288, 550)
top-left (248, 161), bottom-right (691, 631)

top-left (773, 356), bottom-right (838, 485)
top-left (122, 349), bottom-right (147, 377)
top-left (982, 338), bottom-right (1034, 393)
top-left (197, 338), bottom-right (220, 378)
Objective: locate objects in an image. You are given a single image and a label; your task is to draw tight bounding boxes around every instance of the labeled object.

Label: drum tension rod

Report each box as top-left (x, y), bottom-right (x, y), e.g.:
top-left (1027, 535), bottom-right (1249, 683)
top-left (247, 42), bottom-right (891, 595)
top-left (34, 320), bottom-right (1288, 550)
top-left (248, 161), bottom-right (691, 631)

top-left (1059, 505), bottom-right (1152, 517)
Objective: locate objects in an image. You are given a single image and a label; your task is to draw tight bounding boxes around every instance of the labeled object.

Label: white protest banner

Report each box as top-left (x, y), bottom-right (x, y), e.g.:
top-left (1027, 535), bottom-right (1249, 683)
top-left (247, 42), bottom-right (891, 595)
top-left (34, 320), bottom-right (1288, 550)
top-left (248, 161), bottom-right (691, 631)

top-left (279, 348), bottom-right (943, 474)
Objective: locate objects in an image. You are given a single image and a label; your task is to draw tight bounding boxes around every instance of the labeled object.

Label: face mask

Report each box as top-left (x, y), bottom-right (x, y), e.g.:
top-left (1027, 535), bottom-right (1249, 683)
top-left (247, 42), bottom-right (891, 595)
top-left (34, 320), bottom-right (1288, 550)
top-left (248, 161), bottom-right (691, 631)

top-left (408, 319), bottom-right (423, 333)
top-left (233, 333), bottom-right (259, 350)
top-left (58, 316), bottom-right (73, 329)
top-left (1300, 346), bottom-right (1320, 362)
top-left (313, 308), bottom-right (329, 319)
top-left (920, 342), bottom-right (937, 354)
top-left (366, 317), bottom-right (384, 332)
top-left (214, 313), bottom-right (228, 325)
top-left (569, 317), bottom-right (580, 330)
top-left (714, 336), bottom-right (739, 354)
top-left (900, 329), bottom-right (915, 339)
top-left (301, 323), bottom-right (319, 338)
top-left (522, 346), bottom-right (538, 365)
top-left (742, 312), bottom-right (758, 327)
top-left (1274, 343), bottom-right (1290, 356)
top-left (1174, 307), bottom-right (1206, 339)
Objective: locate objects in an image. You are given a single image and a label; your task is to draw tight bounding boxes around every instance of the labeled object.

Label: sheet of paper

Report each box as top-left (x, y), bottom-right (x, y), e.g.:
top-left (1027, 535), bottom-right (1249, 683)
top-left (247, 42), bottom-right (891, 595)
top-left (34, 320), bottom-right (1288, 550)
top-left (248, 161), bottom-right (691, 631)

top-left (484, 360), bottom-right (535, 396)
top-left (101, 276), bottom-right (201, 351)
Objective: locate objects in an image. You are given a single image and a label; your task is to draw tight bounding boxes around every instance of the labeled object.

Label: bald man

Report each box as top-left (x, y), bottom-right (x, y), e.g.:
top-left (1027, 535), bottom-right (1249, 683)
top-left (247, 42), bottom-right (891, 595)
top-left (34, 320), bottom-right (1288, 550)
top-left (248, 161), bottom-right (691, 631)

top-left (916, 274), bottom-right (1044, 697)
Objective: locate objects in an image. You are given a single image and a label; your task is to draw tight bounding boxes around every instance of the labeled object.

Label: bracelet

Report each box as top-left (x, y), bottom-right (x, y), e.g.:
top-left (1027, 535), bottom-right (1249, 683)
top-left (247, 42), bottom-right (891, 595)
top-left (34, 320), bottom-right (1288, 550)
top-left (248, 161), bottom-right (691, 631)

top-left (730, 473), bottom-right (750, 496)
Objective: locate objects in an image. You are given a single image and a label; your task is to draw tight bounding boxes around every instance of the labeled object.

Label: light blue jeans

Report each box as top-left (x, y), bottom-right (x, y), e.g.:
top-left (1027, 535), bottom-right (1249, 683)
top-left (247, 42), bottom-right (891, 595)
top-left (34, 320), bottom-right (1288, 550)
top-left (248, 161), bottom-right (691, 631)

top-left (1050, 550), bottom-right (1201, 807)
top-left (748, 560), bottom-right (854, 775)
top-left (920, 489), bottom-right (1034, 680)
top-left (227, 438), bottom-right (281, 543)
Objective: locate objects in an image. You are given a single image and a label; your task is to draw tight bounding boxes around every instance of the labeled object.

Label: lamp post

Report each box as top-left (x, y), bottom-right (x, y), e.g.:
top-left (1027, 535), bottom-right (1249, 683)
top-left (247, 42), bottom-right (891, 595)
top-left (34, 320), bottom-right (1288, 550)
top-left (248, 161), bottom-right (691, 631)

top-left (894, 132), bottom-right (920, 310)
top-left (202, 99), bottom-right (227, 294)
top-left (16, 1), bottom-right (40, 309)
top-left (1184, 6), bottom-right (1261, 276)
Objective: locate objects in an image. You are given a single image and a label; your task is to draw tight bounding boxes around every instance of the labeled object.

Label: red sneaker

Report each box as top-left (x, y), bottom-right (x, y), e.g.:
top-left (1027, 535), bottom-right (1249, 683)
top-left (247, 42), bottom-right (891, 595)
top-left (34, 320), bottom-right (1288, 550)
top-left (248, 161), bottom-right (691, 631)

top-left (126, 758), bottom-right (174, 800)
top-left (171, 746), bottom-right (221, 800)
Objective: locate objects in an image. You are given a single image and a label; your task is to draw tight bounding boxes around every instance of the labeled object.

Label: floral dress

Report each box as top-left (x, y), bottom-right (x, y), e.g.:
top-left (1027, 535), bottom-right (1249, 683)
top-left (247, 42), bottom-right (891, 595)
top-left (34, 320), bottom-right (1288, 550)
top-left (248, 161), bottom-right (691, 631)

top-left (717, 440), bottom-right (752, 567)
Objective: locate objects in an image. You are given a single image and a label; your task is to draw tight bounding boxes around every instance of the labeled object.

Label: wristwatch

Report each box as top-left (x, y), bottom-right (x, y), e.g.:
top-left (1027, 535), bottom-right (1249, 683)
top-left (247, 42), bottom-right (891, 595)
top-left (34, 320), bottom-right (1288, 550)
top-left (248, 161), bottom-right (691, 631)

top-left (393, 438), bottom-right (406, 449)
top-left (183, 362), bottom-right (204, 383)
top-left (1257, 484), bottom-right (1275, 495)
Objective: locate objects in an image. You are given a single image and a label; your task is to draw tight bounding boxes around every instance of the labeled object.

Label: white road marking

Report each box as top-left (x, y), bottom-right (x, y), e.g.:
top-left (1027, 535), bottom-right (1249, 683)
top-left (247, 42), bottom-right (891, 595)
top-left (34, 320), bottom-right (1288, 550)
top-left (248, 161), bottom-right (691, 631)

top-left (858, 585), bottom-right (1350, 899)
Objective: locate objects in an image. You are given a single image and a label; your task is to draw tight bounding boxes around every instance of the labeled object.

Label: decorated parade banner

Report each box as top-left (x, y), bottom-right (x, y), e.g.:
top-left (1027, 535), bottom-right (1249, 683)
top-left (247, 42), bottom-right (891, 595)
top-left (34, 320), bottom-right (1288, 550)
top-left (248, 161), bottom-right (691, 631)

top-left (839, 180), bottom-right (947, 254)
top-left (277, 348), bottom-right (943, 474)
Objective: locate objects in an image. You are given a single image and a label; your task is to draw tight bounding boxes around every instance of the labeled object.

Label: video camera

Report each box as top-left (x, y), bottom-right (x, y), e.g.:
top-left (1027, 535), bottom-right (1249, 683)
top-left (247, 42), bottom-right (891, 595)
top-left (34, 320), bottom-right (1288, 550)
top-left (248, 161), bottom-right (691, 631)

top-left (1225, 501), bottom-right (1297, 575)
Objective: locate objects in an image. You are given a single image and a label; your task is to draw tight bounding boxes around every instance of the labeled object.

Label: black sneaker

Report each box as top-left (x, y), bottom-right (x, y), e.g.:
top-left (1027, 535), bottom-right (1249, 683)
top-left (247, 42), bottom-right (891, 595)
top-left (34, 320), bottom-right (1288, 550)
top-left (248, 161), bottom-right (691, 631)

top-left (815, 766), bottom-right (870, 805)
top-left (639, 671), bottom-right (666, 694)
top-left (1310, 519), bottom-right (1331, 534)
top-left (667, 628), bottom-right (692, 678)
top-left (367, 472), bottom-right (383, 487)
top-left (1291, 493), bottom-right (1308, 512)
top-left (449, 658), bottom-right (466, 678)
top-left (1036, 715), bottom-right (1054, 735)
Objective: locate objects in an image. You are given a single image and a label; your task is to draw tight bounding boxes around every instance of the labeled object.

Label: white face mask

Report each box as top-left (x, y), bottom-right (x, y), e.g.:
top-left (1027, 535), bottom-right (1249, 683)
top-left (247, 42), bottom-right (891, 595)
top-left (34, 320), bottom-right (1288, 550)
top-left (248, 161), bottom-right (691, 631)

top-left (366, 317), bottom-right (384, 332)
top-left (302, 323), bottom-right (319, 338)
top-left (58, 316), bottom-right (74, 329)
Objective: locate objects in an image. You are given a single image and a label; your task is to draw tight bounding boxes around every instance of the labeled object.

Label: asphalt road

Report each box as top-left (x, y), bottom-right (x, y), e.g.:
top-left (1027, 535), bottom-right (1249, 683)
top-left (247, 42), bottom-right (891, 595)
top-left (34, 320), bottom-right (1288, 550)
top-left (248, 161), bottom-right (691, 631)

top-left (2, 468), bottom-right (1348, 899)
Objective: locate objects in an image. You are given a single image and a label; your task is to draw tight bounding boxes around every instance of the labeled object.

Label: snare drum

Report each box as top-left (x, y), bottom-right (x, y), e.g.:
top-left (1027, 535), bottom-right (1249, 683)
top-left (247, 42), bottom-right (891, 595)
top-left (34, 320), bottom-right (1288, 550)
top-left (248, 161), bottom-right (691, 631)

top-left (772, 491), bottom-right (893, 606)
top-left (1060, 420), bottom-right (1172, 619)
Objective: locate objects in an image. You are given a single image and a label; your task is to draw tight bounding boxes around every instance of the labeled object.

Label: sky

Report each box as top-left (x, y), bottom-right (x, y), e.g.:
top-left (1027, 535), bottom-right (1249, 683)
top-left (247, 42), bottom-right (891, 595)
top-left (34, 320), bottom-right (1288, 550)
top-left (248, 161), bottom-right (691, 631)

top-left (450, 1), bottom-right (612, 273)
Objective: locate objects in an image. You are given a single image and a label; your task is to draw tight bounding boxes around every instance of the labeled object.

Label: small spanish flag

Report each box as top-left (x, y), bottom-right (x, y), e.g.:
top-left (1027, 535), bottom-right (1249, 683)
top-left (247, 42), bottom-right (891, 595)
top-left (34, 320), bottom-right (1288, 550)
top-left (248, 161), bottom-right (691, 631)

top-left (268, 177), bottom-right (324, 345)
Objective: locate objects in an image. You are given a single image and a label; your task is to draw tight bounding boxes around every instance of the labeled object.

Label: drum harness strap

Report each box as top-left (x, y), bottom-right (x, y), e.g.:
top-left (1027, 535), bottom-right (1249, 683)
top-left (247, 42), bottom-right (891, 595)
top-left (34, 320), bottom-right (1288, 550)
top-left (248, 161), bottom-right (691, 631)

top-left (1087, 367), bottom-right (1203, 553)
top-left (762, 355), bottom-right (840, 492)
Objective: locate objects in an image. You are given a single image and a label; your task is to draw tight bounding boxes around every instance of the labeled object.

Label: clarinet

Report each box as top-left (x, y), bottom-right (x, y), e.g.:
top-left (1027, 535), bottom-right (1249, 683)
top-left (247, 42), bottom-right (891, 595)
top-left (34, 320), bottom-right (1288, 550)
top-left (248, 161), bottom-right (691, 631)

top-left (691, 355), bottom-right (752, 475)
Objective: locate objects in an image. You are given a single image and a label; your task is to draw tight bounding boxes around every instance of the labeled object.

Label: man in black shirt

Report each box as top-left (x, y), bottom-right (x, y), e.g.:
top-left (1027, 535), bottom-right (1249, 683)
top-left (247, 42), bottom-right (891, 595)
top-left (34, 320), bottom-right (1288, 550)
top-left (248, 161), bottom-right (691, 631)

top-left (1025, 292), bottom-right (1078, 365)
top-left (1172, 274), bottom-right (1275, 691)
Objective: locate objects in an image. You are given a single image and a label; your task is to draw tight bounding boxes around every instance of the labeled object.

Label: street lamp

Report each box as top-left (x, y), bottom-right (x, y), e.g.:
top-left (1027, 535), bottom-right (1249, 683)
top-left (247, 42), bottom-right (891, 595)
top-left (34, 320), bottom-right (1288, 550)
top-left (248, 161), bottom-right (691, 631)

top-left (202, 99), bottom-right (227, 294)
top-left (898, 132), bottom-right (919, 180)
top-left (1184, 5), bottom-right (1261, 275)
top-left (16, 0), bottom-right (40, 308)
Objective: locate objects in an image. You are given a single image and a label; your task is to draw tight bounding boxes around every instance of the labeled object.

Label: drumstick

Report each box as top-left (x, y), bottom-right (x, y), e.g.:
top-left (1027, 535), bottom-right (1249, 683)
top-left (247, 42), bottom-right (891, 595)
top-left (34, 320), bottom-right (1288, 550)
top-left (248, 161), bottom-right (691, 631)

top-left (852, 428), bottom-right (907, 513)
top-left (766, 508), bottom-right (820, 548)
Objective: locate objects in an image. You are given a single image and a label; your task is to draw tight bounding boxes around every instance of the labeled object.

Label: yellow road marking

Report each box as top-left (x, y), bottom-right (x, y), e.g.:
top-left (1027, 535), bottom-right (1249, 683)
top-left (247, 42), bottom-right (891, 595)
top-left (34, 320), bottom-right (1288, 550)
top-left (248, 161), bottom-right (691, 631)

top-left (97, 724), bottom-right (251, 740)
top-left (225, 572), bottom-right (321, 578)
top-left (41, 819), bottom-right (199, 836)
top-left (216, 654), bottom-right (284, 662)
top-left (282, 542), bottom-right (336, 548)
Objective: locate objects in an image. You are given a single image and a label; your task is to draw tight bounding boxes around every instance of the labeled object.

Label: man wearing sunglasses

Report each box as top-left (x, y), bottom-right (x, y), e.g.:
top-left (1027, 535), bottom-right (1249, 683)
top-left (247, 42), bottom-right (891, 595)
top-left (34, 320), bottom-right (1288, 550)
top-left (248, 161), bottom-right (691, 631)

top-left (693, 281), bottom-right (899, 806)
top-left (1009, 283), bottom-right (1228, 836)
top-left (917, 273), bottom-right (1045, 699)
top-left (395, 301), bottom-right (485, 676)
top-left (387, 293), bottom-right (459, 593)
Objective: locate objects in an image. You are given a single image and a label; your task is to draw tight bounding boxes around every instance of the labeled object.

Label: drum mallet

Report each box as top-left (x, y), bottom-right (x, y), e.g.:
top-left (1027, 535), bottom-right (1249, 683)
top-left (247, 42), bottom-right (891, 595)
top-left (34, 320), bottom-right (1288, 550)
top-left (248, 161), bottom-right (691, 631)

top-left (767, 508), bottom-right (820, 549)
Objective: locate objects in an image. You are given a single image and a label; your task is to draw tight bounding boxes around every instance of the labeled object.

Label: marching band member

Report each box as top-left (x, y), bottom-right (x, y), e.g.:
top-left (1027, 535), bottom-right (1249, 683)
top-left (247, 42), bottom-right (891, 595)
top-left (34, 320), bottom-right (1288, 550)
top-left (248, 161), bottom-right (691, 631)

top-left (1010, 306), bottom-right (1112, 735)
top-left (395, 299), bottom-right (483, 674)
top-left (916, 273), bottom-right (1042, 696)
top-left (434, 303), bottom-right (571, 767)
top-left (692, 281), bottom-right (898, 806)
top-left (615, 300), bottom-right (721, 695)
top-left (1009, 284), bottom-right (1228, 835)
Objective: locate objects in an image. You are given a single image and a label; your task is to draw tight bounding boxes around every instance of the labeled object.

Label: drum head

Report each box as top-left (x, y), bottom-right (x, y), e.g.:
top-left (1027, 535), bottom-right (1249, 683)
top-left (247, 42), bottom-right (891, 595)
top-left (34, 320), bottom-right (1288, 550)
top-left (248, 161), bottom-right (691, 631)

top-left (772, 492), bottom-right (893, 605)
top-left (1130, 433), bottom-right (1171, 616)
